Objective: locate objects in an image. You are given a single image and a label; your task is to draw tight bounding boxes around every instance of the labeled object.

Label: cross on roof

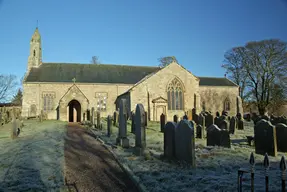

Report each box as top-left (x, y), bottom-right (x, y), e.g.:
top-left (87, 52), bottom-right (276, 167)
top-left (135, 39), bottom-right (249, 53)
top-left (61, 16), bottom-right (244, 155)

top-left (72, 77), bottom-right (76, 84)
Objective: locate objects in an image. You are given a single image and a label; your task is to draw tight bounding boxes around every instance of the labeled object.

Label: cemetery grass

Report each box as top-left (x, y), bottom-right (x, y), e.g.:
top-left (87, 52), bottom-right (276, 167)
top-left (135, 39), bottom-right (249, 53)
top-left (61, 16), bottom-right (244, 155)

top-left (93, 120), bottom-right (287, 192)
top-left (0, 120), bottom-right (67, 191)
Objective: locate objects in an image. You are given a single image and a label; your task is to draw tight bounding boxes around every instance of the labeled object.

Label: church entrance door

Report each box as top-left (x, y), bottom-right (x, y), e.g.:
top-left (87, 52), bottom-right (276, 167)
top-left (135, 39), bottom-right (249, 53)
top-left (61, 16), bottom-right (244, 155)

top-left (68, 100), bottom-right (81, 122)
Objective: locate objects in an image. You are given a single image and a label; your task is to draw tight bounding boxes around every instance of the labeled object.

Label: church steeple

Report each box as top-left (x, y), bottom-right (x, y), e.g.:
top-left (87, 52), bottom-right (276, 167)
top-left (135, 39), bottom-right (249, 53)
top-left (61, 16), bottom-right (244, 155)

top-left (27, 27), bottom-right (42, 71)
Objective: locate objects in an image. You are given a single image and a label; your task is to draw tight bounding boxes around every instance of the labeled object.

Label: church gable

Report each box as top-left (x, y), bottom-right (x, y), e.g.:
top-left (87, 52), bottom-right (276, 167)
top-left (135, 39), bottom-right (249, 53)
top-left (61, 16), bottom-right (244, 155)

top-left (59, 84), bottom-right (89, 104)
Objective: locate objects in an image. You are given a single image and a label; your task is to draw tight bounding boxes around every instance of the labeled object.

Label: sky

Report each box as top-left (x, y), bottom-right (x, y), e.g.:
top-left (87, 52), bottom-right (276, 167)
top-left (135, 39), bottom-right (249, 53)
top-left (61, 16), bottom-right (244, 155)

top-left (0, 0), bottom-right (287, 88)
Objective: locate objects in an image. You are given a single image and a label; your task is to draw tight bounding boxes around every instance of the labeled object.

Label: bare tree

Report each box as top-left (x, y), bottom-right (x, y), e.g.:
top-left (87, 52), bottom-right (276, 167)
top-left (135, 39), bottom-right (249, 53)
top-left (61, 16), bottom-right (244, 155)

top-left (0, 74), bottom-right (18, 102)
top-left (158, 56), bottom-right (178, 68)
top-left (91, 56), bottom-right (101, 64)
top-left (222, 39), bottom-right (287, 115)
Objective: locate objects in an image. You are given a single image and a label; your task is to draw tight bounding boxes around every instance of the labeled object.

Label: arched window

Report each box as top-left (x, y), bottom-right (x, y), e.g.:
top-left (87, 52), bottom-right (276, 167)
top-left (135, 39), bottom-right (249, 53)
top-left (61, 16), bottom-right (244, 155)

top-left (224, 98), bottom-right (231, 111)
top-left (33, 50), bottom-right (36, 56)
top-left (167, 78), bottom-right (184, 110)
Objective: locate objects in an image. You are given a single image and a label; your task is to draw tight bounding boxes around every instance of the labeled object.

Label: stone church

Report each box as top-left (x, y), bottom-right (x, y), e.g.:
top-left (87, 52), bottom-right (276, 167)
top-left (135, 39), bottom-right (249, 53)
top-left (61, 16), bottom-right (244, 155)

top-left (22, 28), bottom-right (243, 122)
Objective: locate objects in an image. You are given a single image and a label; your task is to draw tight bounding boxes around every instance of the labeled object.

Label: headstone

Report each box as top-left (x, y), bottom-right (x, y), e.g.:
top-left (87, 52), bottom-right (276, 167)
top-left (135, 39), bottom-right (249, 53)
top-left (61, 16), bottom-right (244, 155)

top-left (192, 108), bottom-right (197, 121)
top-left (135, 104), bottom-right (146, 155)
top-left (116, 99), bottom-right (129, 148)
top-left (254, 119), bottom-right (277, 156)
top-left (131, 112), bottom-right (135, 133)
top-left (187, 109), bottom-right (193, 120)
top-left (196, 124), bottom-right (203, 139)
top-left (145, 111), bottom-right (148, 126)
top-left (219, 120), bottom-right (229, 131)
top-left (276, 123), bottom-right (287, 152)
top-left (83, 113), bottom-right (86, 121)
top-left (160, 113), bottom-right (166, 132)
top-left (164, 122), bottom-right (176, 159)
top-left (183, 113), bottom-right (188, 120)
top-left (214, 116), bottom-right (220, 127)
top-left (205, 113), bottom-right (213, 128)
top-left (206, 124), bottom-right (230, 148)
top-left (173, 115), bottom-right (178, 123)
top-left (91, 107), bottom-right (95, 124)
top-left (113, 111), bottom-right (118, 126)
top-left (107, 115), bottom-right (112, 137)
top-left (198, 114), bottom-right (205, 129)
top-left (238, 119), bottom-right (244, 130)
top-left (175, 120), bottom-right (196, 167)
top-left (216, 111), bottom-right (220, 117)
top-left (96, 111), bottom-right (101, 129)
top-left (229, 116), bottom-right (236, 134)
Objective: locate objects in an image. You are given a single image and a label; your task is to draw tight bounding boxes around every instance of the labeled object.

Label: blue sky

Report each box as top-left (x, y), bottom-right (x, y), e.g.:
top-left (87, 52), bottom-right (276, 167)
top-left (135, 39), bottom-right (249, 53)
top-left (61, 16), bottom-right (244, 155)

top-left (0, 0), bottom-right (287, 87)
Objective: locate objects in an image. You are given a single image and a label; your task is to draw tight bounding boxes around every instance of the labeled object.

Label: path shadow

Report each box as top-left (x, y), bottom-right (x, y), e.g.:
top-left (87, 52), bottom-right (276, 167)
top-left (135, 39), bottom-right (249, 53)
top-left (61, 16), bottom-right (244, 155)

top-left (64, 123), bottom-right (138, 192)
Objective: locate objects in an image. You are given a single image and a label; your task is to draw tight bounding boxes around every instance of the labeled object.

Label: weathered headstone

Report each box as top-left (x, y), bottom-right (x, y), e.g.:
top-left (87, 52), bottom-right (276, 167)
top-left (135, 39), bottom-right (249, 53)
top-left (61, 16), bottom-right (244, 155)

top-left (91, 107), bottom-right (95, 124)
top-left (238, 119), bottom-right (244, 130)
top-left (183, 113), bottom-right (188, 120)
top-left (160, 113), bottom-right (166, 132)
top-left (216, 111), bottom-right (220, 117)
top-left (107, 115), bottom-right (112, 137)
top-left (219, 120), bottom-right (229, 131)
top-left (175, 120), bottom-right (195, 167)
top-left (113, 111), bottom-right (118, 126)
top-left (164, 122), bottom-right (176, 159)
top-left (116, 99), bottom-right (129, 148)
top-left (173, 115), bottom-right (178, 123)
top-left (198, 114), bottom-right (205, 129)
top-left (145, 111), bottom-right (148, 126)
top-left (205, 113), bottom-right (213, 129)
top-left (96, 111), bottom-right (101, 129)
top-left (275, 123), bottom-right (287, 152)
top-left (206, 124), bottom-right (230, 148)
top-left (196, 124), bottom-right (203, 139)
top-left (135, 104), bottom-right (146, 155)
top-left (229, 116), bottom-right (236, 134)
top-left (254, 119), bottom-right (277, 156)
top-left (131, 112), bottom-right (136, 133)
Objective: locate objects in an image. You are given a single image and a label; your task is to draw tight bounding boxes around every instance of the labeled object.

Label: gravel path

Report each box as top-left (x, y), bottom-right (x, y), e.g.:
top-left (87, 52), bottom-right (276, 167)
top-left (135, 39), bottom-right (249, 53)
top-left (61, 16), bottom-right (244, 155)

top-left (64, 123), bottom-right (138, 192)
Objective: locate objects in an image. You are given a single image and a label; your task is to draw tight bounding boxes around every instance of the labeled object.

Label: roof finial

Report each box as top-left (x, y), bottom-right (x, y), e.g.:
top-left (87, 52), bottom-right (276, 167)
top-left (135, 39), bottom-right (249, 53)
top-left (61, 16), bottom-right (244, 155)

top-left (36, 20), bottom-right (38, 29)
top-left (72, 77), bottom-right (76, 84)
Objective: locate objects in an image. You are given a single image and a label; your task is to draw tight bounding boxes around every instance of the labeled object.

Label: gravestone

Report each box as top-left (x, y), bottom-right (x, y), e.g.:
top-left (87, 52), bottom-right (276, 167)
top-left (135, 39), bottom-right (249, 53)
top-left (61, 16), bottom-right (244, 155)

top-left (145, 111), bottom-right (148, 126)
top-left (175, 120), bottom-right (196, 167)
top-left (198, 114), bottom-right (205, 129)
top-left (205, 113), bottom-right (214, 129)
top-left (96, 111), bottom-right (101, 129)
top-left (107, 115), bottom-right (112, 137)
top-left (192, 108), bottom-right (197, 121)
top-left (91, 107), bottom-right (95, 125)
top-left (116, 99), bottom-right (129, 148)
top-left (214, 116), bottom-right (220, 127)
top-left (219, 120), bottom-right (229, 131)
top-left (135, 104), bottom-right (146, 155)
top-left (254, 119), bottom-right (277, 156)
top-left (131, 112), bottom-right (136, 133)
top-left (83, 113), bottom-right (86, 121)
top-left (229, 116), bottom-right (236, 134)
top-left (173, 115), bottom-right (178, 123)
top-left (216, 111), bottom-right (220, 117)
top-left (207, 124), bottom-right (230, 148)
top-left (160, 113), bottom-right (166, 132)
top-left (187, 109), bottom-right (193, 120)
top-left (164, 122), bottom-right (176, 159)
top-left (276, 123), bottom-right (287, 152)
top-left (238, 119), bottom-right (244, 130)
top-left (196, 124), bottom-right (203, 139)
top-left (183, 113), bottom-right (188, 120)
top-left (113, 111), bottom-right (118, 126)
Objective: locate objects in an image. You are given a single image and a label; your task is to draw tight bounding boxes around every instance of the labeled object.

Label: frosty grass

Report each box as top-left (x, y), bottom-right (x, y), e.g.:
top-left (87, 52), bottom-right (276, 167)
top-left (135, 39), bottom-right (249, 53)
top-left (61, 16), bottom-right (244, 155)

top-left (0, 120), bottom-right (67, 191)
top-left (93, 119), bottom-right (287, 192)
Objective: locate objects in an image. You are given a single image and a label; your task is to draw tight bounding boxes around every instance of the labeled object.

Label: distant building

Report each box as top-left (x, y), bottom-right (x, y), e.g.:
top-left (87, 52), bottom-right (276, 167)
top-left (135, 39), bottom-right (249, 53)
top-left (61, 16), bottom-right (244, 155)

top-left (22, 28), bottom-right (242, 122)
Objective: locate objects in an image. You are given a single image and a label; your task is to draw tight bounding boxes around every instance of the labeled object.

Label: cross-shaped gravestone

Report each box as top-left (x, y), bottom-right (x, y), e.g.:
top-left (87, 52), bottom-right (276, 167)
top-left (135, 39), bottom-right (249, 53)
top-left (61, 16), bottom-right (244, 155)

top-left (72, 77), bottom-right (76, 84)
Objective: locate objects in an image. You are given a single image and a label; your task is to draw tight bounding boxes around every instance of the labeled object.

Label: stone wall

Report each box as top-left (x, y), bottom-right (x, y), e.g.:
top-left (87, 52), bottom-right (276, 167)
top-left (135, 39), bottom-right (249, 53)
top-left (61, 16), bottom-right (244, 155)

top-left (130, 62), bottom-right (200, 121)
top-left (22, 82), bottom-right (132, 120)
top-left (199, 86), bottom-right (239, 116)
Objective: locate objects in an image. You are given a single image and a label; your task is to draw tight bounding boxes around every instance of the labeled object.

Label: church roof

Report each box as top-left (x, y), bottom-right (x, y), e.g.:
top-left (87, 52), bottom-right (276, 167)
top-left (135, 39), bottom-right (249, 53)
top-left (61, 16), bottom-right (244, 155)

top-left (198, 77), bottom-right (238, 86)
top-left (24, 63), bottom-right (161, 84)
top-left (24, 63), bottom-right (238, 87)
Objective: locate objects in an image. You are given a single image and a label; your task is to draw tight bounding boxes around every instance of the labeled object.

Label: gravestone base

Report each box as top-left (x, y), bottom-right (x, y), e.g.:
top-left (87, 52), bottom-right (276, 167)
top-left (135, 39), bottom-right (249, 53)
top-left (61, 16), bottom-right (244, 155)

top-left (117, 137), bottom-right (129, 148)
top-left (134, 147), bottom-right (146, 156)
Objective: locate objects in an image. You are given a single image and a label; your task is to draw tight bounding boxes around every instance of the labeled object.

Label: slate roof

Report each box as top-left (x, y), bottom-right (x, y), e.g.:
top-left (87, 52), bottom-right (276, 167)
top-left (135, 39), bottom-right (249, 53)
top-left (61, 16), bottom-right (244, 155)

top-left (198, 77), bottom-right (238, 86)
top-left (25, 63), bottom-right (161, 84)
top-left (24, 63), bottom-right (238, 87)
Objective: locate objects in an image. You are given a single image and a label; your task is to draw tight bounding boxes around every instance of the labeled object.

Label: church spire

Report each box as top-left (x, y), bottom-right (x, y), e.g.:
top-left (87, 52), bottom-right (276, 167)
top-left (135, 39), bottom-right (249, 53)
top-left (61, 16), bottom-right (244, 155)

top-left (27, 27), bottom-right (42, 71)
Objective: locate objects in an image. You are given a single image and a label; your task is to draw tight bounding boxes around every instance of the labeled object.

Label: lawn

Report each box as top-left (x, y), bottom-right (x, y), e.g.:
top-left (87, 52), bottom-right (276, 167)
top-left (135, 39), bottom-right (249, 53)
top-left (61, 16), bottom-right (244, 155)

top-left (92, 119), bottom-right (287, 192)
top-left (0, 120), bottom-right (67, 191)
